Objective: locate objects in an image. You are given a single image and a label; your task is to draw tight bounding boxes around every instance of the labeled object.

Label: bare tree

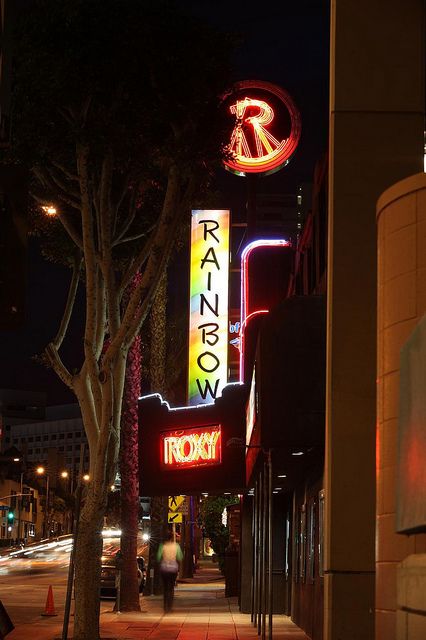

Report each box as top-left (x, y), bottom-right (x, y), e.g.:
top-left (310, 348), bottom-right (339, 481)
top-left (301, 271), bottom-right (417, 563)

top-left (8, 2), bottom-right (233, 637)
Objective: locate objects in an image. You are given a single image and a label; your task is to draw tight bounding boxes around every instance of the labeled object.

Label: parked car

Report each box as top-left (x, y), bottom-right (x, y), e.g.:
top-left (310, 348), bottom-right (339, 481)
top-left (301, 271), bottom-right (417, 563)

top-left (100, 552), bottom-right (146, 596)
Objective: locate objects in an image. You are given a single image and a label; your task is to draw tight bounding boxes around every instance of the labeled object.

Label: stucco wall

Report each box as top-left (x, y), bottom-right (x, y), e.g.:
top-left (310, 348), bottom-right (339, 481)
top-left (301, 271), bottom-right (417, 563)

top-left (376, 172), bottom-right (426, 640)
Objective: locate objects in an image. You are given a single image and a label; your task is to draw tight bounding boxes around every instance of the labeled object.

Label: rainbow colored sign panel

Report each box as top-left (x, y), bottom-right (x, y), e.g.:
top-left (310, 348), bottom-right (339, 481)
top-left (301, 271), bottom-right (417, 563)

top-left (188, 210), bottom-right (230, 405)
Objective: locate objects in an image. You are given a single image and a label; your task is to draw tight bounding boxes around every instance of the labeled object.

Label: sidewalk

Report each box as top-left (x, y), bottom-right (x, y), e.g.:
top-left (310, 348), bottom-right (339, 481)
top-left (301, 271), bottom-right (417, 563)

top-left (7, 562), bottom-right (308, 640)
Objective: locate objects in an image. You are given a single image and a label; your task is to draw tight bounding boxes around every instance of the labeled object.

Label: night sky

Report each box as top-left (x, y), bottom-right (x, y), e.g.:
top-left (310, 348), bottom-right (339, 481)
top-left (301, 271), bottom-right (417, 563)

top-left (0, 1), bottom-right (330, 405)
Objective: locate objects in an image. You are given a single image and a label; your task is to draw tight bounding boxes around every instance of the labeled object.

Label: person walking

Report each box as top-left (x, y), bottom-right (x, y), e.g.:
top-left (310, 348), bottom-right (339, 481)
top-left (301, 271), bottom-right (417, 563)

top-left (157, 530), bottom-right (183, 613)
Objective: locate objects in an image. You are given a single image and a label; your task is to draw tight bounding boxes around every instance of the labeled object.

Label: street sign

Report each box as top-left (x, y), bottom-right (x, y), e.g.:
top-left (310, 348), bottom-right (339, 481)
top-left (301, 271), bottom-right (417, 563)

top-left (168, 495), bottom-right (185, 512)
top-left (0, 506), bottom-right (8, 511)
top-left (168, 512), bottom-right (183, 524)
top-left (178, 502), bottom-right (189, 515)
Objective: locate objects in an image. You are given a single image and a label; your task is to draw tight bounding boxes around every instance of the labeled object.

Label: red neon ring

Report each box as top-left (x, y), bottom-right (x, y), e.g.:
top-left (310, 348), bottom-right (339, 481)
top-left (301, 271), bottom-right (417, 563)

top-left (223, 80), bottom-right (301, 177)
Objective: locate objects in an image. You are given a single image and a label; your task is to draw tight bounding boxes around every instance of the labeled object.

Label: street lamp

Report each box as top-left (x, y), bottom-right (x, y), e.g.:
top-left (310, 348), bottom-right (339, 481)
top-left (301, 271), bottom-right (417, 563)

top-left (11, 456), bottom-right (25, 543)
top-left (36, 466), bottom-right (50, 539)
top-left (41, 204), bottom-right (57, 216)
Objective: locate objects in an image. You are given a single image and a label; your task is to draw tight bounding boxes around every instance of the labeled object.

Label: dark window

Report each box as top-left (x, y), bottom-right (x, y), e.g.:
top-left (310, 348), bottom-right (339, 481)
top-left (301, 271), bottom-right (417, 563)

top-left (28, 449), bottom-right (33, 454)
top-left (307, 499), bottom-right (315, 584)
top-left (35, 436), bottom-right (41, 441)
top-left (28, 437), bottom-right (34, 443)
top-left (318, 490), bottom-right (325, 578)
top-left (67, 433), bottom-right (73, 439)
top-left (59, 446), bottom-right (64, 452)
top-left (299, 504), bottom-right (306, 582)
top-left (59, 434), bottom-right (64, 439)
top-left (67, 445), bottom-right (72, 451)
top-left (35, 448), bottom-right (40, 453)
top-left (51, 434), bottom-right (57, 440)
top-left (43, 435), bottom-right (48, 441)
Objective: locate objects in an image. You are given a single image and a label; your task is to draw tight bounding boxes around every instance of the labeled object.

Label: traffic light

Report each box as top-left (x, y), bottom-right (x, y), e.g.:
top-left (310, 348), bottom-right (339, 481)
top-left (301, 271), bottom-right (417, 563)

top-left (7, 510), bottom-right (14, 525)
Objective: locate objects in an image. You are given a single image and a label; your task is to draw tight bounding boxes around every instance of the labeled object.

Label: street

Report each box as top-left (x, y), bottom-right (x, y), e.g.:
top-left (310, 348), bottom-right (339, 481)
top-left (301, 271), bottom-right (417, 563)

top-left (0, 551), bottom-right (308, 640)
top-left (0, 545), bottom-right (69, 626)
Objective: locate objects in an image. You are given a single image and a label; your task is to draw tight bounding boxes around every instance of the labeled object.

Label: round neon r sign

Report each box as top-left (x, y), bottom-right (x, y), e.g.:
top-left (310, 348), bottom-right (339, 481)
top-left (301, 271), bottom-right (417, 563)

top-left (223, 80), bottom-right (301, 177)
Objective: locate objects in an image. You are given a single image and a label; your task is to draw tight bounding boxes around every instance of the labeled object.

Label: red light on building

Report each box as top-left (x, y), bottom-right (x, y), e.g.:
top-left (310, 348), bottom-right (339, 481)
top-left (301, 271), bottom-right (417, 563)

top-left (223, 80), bottom-right (301, 177)
top-left (161, 425), bottom-right (221, 469)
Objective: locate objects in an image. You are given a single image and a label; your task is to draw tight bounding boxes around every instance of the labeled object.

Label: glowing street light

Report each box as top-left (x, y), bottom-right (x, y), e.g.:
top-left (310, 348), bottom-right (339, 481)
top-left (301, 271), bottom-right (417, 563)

top-left (41, 204), bottom-right (57, 217)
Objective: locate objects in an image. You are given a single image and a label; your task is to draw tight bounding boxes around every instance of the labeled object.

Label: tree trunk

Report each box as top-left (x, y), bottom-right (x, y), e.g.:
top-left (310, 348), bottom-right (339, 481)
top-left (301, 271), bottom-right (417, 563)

top-left (118, 320), bottom-right (142, 611)
top-left (147, 272), bottom-right (169, 595)
top-left (73, 491), bottom-right (106, 640)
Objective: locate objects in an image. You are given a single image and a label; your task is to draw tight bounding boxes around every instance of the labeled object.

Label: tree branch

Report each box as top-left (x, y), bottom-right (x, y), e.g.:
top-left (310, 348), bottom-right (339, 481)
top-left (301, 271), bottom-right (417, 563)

top-left (77, 142), bottom-right (102, 414)
top-left (74, 371), bottom-right (100, 451)
top-left (52, 160), bottom-right (79, 183)
top-left (52, 252), bottom-right (82, 350)
top-left (44, 343), bottom-right (74, 390)
top-left (94, 270), bottom-right (106, 361)
top-left (99, 150), bottom-right (120, 338)
top-left (119, 224), bottom-right (156, 294)
top-left (122, 170), bottom-right (197, 345)
top-left (46, 164), bottom-right (80, 201)
top-left (114, 228), bottom-right (153, 246)
top-left (107, 164), bottom-right (181, 361)
top-left (112, 174), bottom-right (132, 237)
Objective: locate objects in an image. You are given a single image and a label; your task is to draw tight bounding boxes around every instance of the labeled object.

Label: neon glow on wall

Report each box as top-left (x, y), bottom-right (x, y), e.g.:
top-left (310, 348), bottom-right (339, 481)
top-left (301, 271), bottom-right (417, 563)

top-left (240, 239), bottom-right (291, 378)
top-left (162, 425), bottom-right (221, 469)
top-left (188, 210), bottom-right (230, 405)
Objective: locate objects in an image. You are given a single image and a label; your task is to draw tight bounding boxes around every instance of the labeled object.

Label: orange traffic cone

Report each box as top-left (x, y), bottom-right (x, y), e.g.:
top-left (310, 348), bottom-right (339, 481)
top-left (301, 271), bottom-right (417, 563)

top-left (41, 585), bottom-right (58, 616)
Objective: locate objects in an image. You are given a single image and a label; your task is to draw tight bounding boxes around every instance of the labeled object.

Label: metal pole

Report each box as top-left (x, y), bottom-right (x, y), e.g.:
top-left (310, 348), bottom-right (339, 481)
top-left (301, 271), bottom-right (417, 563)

top-left (45, 474), bottom-right (50, 538)
top-left (247, 174), bottom-right (258, 240)
top-left (62, 443), bottom-right (85, 640)
top-left (261, 460), bottom-right (267, 640)
top-left (257, 469), bottom-right (263, 635)
top-left (251, 479), bottom-right (257, 624)
top-left (61, 481), bottom-right (83, 640)
top-left (267, 450), bottom-right (273, 640)
top-left (17, 472), bottom-right (23, 542)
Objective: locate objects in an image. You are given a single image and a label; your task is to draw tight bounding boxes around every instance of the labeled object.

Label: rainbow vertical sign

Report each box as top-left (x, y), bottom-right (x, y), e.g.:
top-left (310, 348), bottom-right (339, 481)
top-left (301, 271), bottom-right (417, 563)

top-left (188, 210), bottom-right (230, 405)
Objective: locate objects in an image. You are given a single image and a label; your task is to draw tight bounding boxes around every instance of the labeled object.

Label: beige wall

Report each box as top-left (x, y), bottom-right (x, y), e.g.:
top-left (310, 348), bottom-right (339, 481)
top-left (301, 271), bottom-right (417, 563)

top-left (377, 173), bottom-right (426, 640)
top-left (327, 1), bottom-right (424, 638)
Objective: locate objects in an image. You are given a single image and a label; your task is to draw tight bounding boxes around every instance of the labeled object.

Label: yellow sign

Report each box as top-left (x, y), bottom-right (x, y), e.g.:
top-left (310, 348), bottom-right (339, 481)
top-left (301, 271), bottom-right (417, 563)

top-left (169, 495), bottom-right (185, 511)
top-left (168, 512), bottom-right (183, 524)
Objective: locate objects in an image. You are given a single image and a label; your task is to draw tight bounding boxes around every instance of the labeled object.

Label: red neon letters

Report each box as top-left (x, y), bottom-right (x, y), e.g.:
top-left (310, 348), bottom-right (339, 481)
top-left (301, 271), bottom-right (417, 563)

top-left (162, 425), bottom-right (221, 469)
top-left (223, 80), bottom-right (301, 177)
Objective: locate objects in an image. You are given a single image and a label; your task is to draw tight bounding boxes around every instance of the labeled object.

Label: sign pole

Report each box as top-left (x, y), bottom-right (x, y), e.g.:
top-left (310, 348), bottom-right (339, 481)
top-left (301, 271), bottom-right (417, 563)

top-left (247, 174), bottom-right (257, 241)
top-left (62, 444), bottom-right (85, 640)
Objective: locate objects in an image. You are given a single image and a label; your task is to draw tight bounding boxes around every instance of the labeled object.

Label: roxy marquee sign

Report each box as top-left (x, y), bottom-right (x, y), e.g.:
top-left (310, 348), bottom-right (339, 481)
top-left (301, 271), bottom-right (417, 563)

top-left (188, 210), bottom-right (230, 405)
top-left (162, 425), bottom-right (222, 469)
